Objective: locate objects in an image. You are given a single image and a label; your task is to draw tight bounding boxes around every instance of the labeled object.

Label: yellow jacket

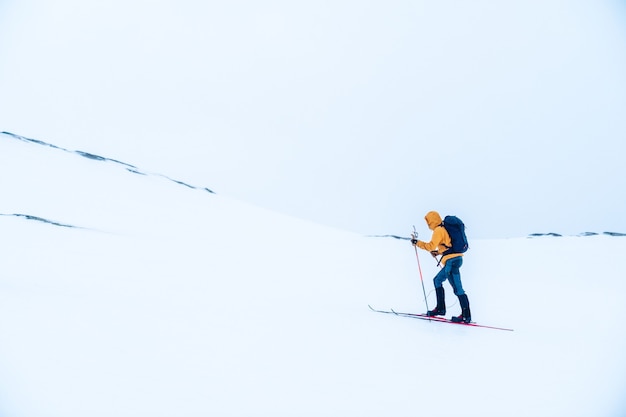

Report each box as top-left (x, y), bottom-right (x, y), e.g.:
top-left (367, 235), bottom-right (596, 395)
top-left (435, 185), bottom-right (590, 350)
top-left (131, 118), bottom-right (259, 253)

top-left (416, 211), bottom-right (463, 266)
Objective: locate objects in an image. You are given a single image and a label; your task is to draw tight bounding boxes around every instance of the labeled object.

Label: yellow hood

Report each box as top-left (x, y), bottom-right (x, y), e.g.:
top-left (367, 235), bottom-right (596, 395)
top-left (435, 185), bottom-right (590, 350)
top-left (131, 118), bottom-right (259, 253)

top-left (424, 211), bottom-right (443, 231)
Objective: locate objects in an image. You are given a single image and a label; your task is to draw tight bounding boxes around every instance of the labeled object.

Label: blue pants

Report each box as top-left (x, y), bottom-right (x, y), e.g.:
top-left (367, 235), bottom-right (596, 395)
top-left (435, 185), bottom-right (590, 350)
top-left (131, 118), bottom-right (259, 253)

top-left (434, 257), bottom-right (465, 296)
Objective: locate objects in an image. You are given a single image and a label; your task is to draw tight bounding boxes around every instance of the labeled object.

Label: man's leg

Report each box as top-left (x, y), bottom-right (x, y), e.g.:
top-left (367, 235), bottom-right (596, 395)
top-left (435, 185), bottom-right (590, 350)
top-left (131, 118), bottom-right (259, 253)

top-left (428, 263), bottom-right (450, 316)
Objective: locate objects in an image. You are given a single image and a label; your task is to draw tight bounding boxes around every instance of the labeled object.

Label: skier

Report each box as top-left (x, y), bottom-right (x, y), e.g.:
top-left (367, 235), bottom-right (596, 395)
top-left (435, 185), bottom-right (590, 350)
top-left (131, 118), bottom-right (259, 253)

top-left (411, 210), bottom-right (471, 323)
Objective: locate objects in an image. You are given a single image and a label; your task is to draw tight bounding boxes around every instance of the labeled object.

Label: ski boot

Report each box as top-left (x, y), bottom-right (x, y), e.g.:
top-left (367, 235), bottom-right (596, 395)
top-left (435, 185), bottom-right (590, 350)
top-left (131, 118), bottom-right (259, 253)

top-left (427, 287), bottom-right (446, 317)
top-left (450, 294), bottom-right (471, 323)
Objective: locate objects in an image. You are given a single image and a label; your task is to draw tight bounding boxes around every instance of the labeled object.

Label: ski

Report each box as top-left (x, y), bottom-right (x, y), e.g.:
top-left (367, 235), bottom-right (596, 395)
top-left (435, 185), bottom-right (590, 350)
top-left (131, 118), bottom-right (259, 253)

top-left (368, 305), bottom-right (513, 332)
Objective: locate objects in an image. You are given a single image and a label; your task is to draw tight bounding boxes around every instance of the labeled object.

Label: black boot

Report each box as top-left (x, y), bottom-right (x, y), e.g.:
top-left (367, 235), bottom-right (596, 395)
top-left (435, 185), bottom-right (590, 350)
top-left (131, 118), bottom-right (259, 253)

top-left (427, 287), bottom-right (446, 317)
top-left (451, 294), bottom-right (471, 323)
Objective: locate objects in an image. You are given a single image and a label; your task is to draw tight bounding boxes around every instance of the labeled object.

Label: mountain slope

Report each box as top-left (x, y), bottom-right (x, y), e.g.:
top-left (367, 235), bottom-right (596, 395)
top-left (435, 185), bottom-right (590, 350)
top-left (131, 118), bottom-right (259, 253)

top-left (1, 132), bottom-right (625, 417)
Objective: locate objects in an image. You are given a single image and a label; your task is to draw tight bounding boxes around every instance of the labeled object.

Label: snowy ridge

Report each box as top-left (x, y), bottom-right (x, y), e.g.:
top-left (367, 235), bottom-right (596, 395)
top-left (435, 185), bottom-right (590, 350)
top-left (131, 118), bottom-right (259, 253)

top-left (1, 131), bottom-right (216, 195)
top-left (0, 213), bottom-right (81, 229)
top-left (370, 232), bottom-right (626, 241)
top-left (528, 231), bottom-right (626, 237)
top-left (367, 234), bottom-right (411, 240)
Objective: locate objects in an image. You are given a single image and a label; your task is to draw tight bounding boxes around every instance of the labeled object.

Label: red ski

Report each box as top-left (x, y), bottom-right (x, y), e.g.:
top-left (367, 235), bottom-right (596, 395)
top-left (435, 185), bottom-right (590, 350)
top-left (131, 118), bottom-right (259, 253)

top-left (368, 305), bottom-right (513, 332)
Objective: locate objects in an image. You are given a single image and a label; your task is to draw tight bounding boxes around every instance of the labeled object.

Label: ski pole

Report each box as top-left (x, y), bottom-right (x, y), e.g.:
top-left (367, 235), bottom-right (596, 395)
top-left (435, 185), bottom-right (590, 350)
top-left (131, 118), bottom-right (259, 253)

top-left (412, 225), bottom-right (430, 312)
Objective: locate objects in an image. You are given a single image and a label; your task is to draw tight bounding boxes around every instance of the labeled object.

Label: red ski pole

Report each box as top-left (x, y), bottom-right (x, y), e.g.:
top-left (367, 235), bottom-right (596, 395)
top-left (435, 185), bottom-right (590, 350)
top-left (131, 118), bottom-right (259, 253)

top-left (412, 225), bottom-right (430, 313)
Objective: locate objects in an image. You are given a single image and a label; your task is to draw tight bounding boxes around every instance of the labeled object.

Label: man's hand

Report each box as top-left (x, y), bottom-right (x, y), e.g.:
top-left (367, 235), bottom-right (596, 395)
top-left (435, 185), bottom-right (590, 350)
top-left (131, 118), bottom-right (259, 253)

top-left (430, 251), bottom-right (439, 258)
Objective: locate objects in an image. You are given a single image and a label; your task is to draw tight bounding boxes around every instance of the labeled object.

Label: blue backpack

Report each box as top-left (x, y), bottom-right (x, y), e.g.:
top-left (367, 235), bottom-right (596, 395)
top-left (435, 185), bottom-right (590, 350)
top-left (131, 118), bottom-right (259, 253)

top-left (441, 215), bottom-right (469, 255)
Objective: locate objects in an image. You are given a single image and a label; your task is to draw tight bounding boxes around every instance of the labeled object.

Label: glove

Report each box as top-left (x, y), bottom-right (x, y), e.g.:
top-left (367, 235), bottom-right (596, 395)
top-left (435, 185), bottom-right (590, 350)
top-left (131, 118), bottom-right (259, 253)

top-left (430, 251), bottom-right (439, 258)
top-left (411, 238), bottom-right (418, 246)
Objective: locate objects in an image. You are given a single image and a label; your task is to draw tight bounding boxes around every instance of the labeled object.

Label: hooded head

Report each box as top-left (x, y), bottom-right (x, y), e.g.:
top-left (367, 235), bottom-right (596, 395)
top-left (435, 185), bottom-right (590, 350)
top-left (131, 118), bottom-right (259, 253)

top-left (424, 211), bottom-right (443, 231)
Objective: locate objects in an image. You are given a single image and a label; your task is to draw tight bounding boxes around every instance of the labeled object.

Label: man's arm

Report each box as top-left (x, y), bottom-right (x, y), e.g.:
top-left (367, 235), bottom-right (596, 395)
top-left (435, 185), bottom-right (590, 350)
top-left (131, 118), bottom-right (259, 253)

top-left (415, 227), bottom-right (444, 252)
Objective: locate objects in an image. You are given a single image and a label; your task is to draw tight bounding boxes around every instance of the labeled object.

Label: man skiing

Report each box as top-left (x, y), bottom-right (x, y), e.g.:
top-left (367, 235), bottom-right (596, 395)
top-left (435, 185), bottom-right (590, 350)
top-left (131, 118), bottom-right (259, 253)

top-left (411, 211), bottom-right (471, 323)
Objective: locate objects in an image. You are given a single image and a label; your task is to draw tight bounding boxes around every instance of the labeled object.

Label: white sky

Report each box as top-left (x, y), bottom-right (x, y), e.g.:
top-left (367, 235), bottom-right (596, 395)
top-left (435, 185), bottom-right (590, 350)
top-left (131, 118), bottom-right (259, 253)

top-left (1, 0), bottom-right (626, 238)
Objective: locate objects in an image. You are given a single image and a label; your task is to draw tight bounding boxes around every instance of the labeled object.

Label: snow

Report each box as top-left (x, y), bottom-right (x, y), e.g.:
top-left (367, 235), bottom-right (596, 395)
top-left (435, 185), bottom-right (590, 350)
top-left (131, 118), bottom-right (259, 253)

top-left (1, 132), bottom-right (626, 417)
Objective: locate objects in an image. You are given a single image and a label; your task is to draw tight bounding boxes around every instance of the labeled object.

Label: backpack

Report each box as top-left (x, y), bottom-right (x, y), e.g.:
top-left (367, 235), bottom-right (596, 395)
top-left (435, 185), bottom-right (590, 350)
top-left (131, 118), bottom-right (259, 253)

top-left (441, 215), bottom-right (469, 255)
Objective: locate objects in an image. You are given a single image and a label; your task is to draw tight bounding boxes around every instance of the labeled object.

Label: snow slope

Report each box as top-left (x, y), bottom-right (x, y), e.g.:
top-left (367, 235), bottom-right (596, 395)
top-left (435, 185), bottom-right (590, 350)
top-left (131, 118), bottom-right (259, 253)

top-left (1, 132), bottom-right (625, 417)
